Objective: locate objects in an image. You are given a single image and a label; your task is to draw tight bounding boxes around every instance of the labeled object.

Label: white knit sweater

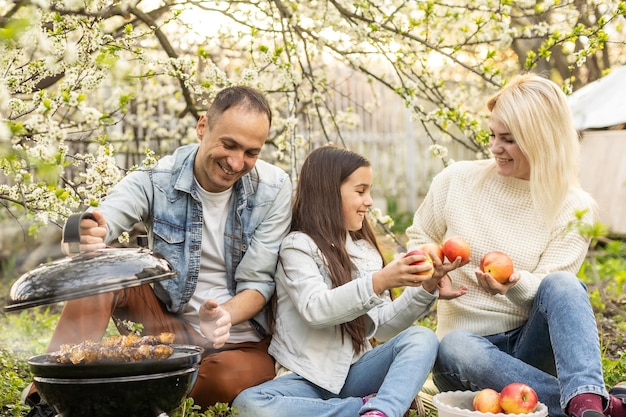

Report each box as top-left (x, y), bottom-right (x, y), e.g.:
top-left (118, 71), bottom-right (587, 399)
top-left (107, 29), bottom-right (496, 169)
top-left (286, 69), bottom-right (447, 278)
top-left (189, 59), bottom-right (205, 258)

top-left (406, 159), bottom-right (594, 338)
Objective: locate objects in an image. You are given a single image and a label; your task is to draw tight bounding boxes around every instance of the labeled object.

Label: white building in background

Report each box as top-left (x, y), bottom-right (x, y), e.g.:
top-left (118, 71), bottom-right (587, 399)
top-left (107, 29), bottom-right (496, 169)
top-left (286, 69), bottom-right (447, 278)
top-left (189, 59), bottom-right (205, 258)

top-left (568, 66), bottom-right (626, 236)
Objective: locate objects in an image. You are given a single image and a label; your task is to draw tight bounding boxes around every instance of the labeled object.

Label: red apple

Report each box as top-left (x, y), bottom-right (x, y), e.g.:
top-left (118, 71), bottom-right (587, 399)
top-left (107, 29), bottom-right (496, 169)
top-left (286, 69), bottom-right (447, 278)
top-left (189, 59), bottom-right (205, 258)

top-left (442, 236), bottom-right (471, 263)
top-left (500, 382), bottom-right (538, 414)
top-left (473, 388), bottom-right (504, 414)
top-left (404, 249), bottom-right (434, 275)
top-left (480, 251), bottom-right (514, 284)
top-left (421, 243), bottom-right (444, 263)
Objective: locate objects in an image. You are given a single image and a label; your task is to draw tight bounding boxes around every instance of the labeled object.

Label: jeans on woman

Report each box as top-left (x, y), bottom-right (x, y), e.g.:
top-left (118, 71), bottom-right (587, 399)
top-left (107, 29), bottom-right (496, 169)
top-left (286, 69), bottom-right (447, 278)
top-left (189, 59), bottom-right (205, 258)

top-left (233, 325), bottom-right (438, 417)
top-left (433, 271), bottom-right (609, 417)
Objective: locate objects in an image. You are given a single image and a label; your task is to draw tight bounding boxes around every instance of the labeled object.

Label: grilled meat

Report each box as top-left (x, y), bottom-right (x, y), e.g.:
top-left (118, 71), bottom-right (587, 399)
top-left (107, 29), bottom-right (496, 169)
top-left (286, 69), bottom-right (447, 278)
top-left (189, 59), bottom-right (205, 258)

top-left (49, 332), bottom-right (175, 364)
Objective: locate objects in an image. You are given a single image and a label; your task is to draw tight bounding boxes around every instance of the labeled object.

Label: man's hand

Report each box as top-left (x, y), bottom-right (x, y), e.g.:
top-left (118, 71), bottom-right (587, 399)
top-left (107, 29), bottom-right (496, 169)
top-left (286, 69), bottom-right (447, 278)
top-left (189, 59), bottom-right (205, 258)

top-left (199, 299), bottom-right (232, 349)
top-left (79, 210), bottom-right (108, 251)
top-left (61, 210), bottom-right (108, 254)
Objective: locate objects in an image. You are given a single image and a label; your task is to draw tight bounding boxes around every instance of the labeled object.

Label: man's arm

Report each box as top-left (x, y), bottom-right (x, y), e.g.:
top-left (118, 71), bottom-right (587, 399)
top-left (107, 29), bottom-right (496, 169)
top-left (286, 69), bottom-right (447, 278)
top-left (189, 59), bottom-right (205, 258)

top-left (221, 289), bottom-right (266, 325)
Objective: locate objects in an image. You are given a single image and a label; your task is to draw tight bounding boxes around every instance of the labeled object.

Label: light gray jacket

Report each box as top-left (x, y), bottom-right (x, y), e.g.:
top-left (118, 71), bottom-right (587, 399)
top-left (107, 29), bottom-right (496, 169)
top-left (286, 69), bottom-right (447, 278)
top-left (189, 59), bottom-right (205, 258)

top-left (268, 231), bottom-right (438, 394)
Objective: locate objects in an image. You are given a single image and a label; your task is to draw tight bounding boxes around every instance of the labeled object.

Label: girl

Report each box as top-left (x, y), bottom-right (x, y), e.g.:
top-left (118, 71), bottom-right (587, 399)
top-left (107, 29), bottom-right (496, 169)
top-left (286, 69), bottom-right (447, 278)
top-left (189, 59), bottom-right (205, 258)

top-left (233, 146), bottom-right (461, 417)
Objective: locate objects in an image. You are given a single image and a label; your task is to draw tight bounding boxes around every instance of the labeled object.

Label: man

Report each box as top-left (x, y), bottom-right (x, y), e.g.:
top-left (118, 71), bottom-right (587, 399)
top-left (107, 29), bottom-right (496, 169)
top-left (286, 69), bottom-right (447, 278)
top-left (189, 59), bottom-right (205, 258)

top-left (25, 86), bottom-right (292, 414)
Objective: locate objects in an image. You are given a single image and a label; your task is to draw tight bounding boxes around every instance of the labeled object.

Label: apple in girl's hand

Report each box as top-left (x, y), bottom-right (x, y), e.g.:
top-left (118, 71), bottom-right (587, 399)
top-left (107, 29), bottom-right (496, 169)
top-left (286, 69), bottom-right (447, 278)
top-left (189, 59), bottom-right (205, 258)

top-left (500, 382), bottom-right (538, 414)
top-left (421, 243), bottom-right (444, 263)
top-left (480, 251), bottom-right (514, 283)
top-left (442, 236), bottom-right (471, 263)
top-left (404, 249), bottom-right (434, 275)
top-left (473, 388), bottom-right (504, 414)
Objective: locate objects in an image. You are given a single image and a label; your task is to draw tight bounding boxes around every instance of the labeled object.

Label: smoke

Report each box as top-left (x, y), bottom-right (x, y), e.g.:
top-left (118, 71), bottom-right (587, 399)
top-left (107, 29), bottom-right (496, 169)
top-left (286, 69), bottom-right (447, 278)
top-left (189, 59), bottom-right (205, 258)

top-left (0, 306), bottom-right (58, 357)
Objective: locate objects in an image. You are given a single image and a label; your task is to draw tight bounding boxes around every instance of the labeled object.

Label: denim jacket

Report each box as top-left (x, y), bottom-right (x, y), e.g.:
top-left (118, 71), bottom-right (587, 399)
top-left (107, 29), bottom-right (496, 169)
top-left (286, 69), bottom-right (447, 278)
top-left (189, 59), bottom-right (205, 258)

top-left (96, 143), bottom-right (292, 337)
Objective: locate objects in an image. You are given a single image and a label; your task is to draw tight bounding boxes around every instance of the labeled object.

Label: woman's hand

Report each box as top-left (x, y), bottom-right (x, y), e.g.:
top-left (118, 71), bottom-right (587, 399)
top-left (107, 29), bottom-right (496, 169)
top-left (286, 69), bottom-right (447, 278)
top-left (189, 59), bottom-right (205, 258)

top-left (436, 275), bottom-right (468, 299)
top-left (420, 248), bottom-right (468, 295)
top-left (474, 268), bottom-right (520, 295)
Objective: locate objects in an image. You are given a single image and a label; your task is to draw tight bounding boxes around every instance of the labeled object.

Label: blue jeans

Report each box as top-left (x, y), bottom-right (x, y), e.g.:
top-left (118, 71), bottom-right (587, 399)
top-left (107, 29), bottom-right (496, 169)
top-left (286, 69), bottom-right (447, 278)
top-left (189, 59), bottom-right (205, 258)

top-left (433, 272), bottom-right (609, 417)
top-left (233, 325), bottom-right (438, 417)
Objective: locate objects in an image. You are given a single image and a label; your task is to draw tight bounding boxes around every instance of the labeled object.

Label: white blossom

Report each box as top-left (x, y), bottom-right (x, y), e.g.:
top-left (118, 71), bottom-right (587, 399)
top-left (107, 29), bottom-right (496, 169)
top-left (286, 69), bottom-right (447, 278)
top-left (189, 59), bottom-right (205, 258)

top-left (0, 0), bottom-right (621, 237)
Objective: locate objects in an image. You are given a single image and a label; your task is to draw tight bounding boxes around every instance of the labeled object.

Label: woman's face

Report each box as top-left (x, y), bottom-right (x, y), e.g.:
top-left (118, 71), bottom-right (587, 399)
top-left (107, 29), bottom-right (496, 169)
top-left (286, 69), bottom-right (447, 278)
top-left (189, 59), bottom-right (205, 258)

top-left (340, 166), bottom-right (374, 232)
top-left (488, 113), bottom-right (531, 180)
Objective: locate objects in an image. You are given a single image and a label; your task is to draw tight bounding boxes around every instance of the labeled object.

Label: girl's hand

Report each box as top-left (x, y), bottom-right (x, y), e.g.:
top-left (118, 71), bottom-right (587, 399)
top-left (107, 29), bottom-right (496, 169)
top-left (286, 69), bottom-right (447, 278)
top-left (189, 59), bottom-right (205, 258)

top-left (372, 253), bottom-right (433, 294)
top-left (372, 248), bottom-right (469, 295)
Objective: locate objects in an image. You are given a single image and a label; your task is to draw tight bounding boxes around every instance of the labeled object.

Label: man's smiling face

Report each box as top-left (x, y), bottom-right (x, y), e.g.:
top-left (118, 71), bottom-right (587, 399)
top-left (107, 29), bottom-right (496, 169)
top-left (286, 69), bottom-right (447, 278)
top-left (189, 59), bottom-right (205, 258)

top-left (194, 104), bottom-right (269, 192)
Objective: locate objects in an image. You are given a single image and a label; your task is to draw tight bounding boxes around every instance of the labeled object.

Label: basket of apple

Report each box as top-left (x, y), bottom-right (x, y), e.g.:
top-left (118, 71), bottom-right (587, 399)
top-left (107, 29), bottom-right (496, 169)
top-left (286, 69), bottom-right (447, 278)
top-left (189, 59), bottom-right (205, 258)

top-left (433, 383), bottom-right (548, 417)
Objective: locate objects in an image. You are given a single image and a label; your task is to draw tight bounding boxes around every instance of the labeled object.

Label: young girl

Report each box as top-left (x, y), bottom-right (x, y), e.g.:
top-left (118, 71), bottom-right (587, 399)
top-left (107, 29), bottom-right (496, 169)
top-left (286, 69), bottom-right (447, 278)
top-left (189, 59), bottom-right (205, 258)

top-left (232, 146), bottom-right (460, 417)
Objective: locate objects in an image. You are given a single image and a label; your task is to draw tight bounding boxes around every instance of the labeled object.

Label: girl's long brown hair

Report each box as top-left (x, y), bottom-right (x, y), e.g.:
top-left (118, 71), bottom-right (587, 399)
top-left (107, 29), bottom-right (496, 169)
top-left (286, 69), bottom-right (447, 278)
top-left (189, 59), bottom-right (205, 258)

top-left (289, 146), bottom-right (384, 354)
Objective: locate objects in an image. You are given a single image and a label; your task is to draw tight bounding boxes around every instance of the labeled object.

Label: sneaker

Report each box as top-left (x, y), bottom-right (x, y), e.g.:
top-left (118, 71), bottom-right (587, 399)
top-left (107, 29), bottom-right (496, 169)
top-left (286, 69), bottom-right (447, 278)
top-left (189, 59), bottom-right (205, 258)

top-left (361, 412), bottom-right (387, 417)
top-left (20, 382), bottom-right (39, 407)
top-left (25, 402), bottom-right (56, 417)
top-left (362, 393), bottom-right (377, 404)
top-left (610, 382), bottom-right (626, 406)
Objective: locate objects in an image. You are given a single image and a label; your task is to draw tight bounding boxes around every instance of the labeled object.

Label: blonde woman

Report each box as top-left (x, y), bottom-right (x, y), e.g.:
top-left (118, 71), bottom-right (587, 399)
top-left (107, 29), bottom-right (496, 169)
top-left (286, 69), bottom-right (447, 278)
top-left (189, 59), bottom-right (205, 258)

top-left (406, 73), bottom-right (625, 417)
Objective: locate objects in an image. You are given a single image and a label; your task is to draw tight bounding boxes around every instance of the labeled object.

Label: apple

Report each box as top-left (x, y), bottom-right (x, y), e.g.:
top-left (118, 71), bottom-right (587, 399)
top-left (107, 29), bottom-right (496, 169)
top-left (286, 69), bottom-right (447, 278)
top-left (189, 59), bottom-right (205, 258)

top-left (442, 236), bottom-right (471, 263)
top-left (473, 388), bottom-right (504, 414)
top-left (480, 251), bottom-right (514, 284)
top-left (404, 249), bottom-right (434, 275)
top-left (421, 242), bottom-right (444, 263)
top-left (500, 382), bottom-right (538, 414)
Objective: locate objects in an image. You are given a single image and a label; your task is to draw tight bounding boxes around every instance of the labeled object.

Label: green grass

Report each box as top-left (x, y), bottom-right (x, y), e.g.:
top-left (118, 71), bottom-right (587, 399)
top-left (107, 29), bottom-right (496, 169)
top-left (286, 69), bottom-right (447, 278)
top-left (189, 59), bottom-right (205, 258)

top-left (0, 348), bottom-right (31, 417)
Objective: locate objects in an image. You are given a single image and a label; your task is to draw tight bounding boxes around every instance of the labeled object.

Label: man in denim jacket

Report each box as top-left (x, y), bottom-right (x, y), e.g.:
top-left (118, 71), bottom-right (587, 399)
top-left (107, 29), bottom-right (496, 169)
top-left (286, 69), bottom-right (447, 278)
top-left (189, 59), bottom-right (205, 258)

top-left (25, 86), bottom-right (292, 413)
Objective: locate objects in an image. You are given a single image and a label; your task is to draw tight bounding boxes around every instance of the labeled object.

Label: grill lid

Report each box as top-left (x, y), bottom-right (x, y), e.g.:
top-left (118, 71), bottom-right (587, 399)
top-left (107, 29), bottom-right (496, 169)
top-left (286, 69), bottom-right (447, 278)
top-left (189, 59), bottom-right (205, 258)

top-left (4, 212), bottom-right (177, 312)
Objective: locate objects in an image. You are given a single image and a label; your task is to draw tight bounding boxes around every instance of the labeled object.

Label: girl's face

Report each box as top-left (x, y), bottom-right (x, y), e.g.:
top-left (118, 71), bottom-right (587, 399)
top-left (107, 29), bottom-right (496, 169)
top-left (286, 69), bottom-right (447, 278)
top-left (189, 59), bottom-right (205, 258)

top-left (488, 113), bottom-right (531, 180)
top-left (340, 166), bottom-right (374, 232)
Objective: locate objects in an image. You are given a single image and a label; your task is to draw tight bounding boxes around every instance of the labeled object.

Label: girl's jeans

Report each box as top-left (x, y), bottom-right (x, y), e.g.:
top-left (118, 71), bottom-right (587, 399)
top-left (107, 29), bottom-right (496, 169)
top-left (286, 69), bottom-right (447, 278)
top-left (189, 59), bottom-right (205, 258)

top-left (433, 272), bottom-right (609, 417)
top-left (233, 325), bottom-right (438, 417)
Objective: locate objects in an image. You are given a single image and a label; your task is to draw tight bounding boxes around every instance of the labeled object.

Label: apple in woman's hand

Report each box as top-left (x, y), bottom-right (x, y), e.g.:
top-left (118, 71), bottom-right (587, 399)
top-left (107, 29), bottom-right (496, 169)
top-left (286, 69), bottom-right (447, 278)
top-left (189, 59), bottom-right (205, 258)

top-left (421, 242), bottom-right (444, 263)
top-left (442, 236), bottom-right (471, 263)
top-left (480, 251), bottom-right (514, 283)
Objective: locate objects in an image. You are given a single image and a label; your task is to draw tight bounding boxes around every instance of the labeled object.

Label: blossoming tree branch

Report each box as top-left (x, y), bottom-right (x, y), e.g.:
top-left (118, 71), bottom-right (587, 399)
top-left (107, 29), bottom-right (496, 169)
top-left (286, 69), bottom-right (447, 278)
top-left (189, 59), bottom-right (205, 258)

top-left (0, 0), bottom-right (625, 237)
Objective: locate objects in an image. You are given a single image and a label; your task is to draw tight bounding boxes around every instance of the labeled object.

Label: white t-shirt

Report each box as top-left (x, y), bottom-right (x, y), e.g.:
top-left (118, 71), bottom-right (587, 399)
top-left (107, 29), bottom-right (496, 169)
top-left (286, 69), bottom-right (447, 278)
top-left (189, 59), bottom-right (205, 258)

top-left (182, 178), bottom-right (261, 343)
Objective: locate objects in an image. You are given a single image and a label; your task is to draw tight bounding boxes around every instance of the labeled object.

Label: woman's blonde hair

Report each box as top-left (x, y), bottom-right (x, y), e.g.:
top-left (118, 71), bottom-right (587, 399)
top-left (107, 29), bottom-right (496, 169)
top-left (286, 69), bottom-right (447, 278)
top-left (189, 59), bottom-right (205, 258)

top-left (487, 73), bottom-right (581, 223)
